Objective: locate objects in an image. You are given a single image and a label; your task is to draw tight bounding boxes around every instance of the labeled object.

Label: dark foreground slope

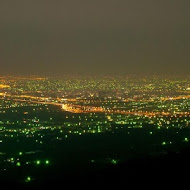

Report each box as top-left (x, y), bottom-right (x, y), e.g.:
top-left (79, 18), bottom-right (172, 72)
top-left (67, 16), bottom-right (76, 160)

top-left (8, 147), bottom-right (189, 189)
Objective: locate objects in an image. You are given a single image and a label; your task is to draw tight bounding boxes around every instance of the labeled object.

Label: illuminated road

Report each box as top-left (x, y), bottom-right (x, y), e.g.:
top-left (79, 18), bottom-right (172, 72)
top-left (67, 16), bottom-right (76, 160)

top-left (4, 98), bottom-right (188, 117)
top-left (0, 84), bottom-right (10, 89)
top-left (0, 93), bottom-right (190, 116)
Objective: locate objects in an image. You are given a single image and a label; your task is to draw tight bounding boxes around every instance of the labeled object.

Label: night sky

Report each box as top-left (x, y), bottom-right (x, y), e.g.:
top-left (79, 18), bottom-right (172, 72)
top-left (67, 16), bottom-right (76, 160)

top-left (0, 0), bottom-right (190, 75)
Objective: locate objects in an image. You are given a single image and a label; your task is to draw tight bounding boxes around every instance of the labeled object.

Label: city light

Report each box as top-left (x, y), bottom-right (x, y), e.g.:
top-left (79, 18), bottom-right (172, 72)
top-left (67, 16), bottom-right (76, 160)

top-left (36, 160), bottom-right (41, 165)
top-left (45, 160), bottom-right (49, 165)
top-left (26, 177), bottom-right (31, 182)
top-left (0, 75), bottom-right (190, 185)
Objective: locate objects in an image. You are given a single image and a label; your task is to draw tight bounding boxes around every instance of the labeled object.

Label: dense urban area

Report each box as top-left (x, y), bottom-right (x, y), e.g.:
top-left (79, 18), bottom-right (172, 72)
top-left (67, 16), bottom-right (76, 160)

top-left (0, 75), bottom-right (190, 186)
